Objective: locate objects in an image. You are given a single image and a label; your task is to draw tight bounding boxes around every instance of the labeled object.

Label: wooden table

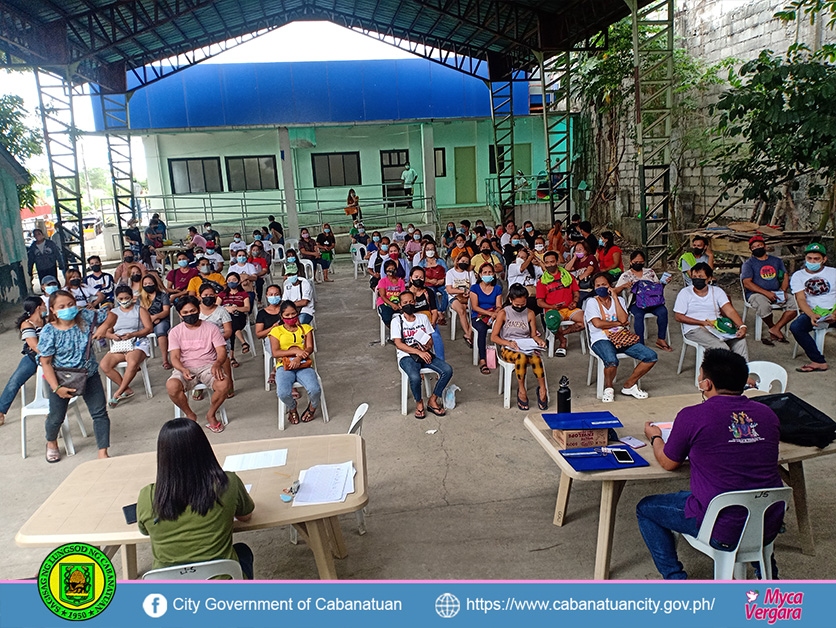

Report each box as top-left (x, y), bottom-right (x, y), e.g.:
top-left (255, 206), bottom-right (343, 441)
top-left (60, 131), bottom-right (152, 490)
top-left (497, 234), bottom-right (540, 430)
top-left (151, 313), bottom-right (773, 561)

top-left (156, 245), bottom-right (189, 271)
top-left (524, 393), bottom-right (836, 579)
top-left (16, 435), bottom-right (368, 580)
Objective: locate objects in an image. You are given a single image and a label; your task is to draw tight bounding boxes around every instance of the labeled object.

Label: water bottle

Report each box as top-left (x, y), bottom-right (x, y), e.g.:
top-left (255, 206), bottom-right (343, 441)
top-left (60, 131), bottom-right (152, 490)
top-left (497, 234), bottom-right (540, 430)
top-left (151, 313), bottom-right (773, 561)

top-left (557, 375), bottom-right (571, 414)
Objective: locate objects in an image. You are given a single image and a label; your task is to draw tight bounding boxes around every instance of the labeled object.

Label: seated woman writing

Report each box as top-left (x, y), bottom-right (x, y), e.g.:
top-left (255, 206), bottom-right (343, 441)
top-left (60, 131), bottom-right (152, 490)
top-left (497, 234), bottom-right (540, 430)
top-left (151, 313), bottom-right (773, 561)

top-left (138, 419), bottom-right (255, 578)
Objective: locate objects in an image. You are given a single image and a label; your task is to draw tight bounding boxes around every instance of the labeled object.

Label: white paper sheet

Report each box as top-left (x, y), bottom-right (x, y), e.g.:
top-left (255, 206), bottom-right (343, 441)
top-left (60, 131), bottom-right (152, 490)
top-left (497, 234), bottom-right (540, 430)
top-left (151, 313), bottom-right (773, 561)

top-left (293, 462), bottom-right (356, 506)
top-left (650, 422), bottom-right (674, 443)
top-left (514, 338), bottom-right (542, 355)
top-left (222, 449), bottom-right (288, 472)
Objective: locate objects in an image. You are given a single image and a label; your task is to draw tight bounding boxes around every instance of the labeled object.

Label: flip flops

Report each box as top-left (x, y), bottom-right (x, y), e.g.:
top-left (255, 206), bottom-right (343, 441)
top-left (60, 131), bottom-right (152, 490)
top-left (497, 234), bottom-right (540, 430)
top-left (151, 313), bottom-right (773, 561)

top-left (427, 402), bottom-right (446, 417)
top-left (205, 422), bottom-right (225, 433)
top-left (517, 393), bottom-right (529, 411)
top-left (46, 446), bottom-right (61, 463)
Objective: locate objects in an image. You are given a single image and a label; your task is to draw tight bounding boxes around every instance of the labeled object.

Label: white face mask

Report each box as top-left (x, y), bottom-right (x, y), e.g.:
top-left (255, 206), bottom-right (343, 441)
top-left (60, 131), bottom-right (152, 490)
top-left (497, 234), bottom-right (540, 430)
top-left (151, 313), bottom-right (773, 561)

top-left (426, 250), bottom-right (436, 258)
top-left (535, 244), bottom-right (545, 251)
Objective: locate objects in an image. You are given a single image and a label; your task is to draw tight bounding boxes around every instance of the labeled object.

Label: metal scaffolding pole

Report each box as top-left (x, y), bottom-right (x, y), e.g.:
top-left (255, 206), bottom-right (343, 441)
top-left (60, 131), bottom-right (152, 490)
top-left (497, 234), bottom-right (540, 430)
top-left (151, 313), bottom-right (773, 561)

top-left (537, 50), bottom-right (572, 226)
top-left (99, 91), bottom-right (136, 257)
top-left (488, 80), bottom-right (515, 224)
top-left (627, 0), bottom-right (674, 266)
top-left (35, 70), bottom-right (86, 269)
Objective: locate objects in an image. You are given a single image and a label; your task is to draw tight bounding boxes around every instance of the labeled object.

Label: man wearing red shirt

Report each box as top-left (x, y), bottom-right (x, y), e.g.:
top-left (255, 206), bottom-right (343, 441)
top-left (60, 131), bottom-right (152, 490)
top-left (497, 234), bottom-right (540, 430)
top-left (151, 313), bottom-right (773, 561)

top-left (535, 251), bottom-right (584, 356)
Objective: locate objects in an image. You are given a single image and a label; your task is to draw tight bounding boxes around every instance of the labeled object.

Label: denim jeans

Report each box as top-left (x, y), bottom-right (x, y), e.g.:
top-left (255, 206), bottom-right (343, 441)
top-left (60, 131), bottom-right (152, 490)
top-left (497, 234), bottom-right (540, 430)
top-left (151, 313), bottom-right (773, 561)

top-left (399, 355), bottom-right (454, 401)
top-left (46, 371), bottom-right (110, 450)
top-left (275, 367), bottom-right (321, 410)
top-left (0, 353), bottom-right (38, 414)
top-left (472, 319), bottom-right (490, 361)
top-left (431, 287), bottom-right (449, 313)
top-left (636, 491), bottom-right (734, 579)
top-left (591, 339), bottom-right (658, 368)
top-left (629, 303), bottom-right (668, 342)
top-left (378, 305), bottom-right (396, 327)
top-left (299, 313), bottom-right (313, 325)
top-left (233, 542), bottom-right (254, 580)
top-left (790, 313), bottom-right (828, 364)
top-left (431, 325), bottom-right (446, 361)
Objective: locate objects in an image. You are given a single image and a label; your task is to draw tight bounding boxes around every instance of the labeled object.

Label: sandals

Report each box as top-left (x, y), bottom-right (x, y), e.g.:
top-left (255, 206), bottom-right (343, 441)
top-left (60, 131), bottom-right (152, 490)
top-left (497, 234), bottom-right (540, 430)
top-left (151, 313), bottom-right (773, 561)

top-left (241, 343), bottom-right (251, 354)
top-left (162, 360), bottom-right (173, 370)
top-left (107, 397), bottom-right (122, 408)
top-left (655, 340), bottom-right (673, 352)
top-left (287, 409), bottom-right (301, 425)
top-left (427, 402), bottom-right (446, 417)
top-left (517, 393), bottom-right (529, 411)
top-left (268, 372), bottom-right (276, 385)
top-left (227, 389), bottom-right (236, 399)
top-left (464, 335), bottom-right (473, 349)
top-left (414, 406), bottom-right (427, 419)
top-left (796, 364), bottom-right (828, 373)
top-left (537, 388), bottom-right (548, 411)
top-left (205, 421), bottom-right (225, 433)
top-left (192, 389), bottom-right (205, 401)
top-left (300, 404), bottom-right (317, 423)
top-left (479, 363), bottom-right (491, 375)
top-left (555, 347), bottom-right (567, 357)
top-left (602, 387), bottom-right (615, 403)
top-left (230, 357), bottom-right (240, 368)
top-left (46, 446), bottom-right (61, 463)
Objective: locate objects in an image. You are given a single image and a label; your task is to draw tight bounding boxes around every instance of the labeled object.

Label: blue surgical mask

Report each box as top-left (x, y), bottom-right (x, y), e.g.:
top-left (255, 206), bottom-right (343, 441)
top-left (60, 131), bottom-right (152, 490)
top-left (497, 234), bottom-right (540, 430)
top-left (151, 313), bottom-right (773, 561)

top-left (254, 235), bottom-right (262, 241)
top-left (511, 239), bottom-right (520, 246)
top-left (359, 228), bottom-right (365, 234)
top-left (324, 228), bottom-right (331, 234)
top-left (234, 236), bottom-right (241, 242)
top-left (267, 295), bottom-right (281, 305)
top-left (178, 259), bottom-right (188, 268)
top-left (56, 306), bottom-right (78, 321)
top-left (526, 226), bottom-right (533, 232)
top-left (413, 234), bottom-right (420, 240)
top-left (806, 261), bottom-right (822, 272)
top-left (236, 256), bottom-right (247, 264)
top-left (373, 236), bottom-right (380, 242)
top-left (595, 287), bottom-right (610, 298)
top-left (286, 256), bottom-right (297, 263)
top-left (599, 238), bottom-right (605, 246)
top-left (381, 244), bottom-right (389, 252)
top-left (44, 285), bottom-right (59, 295)
top-left (459, 227), bottom-right (466, 234)
top-left (481, 275), bottom-right (494, 283)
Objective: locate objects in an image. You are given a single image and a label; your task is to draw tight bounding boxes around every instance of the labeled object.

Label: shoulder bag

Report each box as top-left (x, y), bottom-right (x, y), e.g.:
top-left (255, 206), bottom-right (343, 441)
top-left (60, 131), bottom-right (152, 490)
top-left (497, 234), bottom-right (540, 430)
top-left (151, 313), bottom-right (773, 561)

top-left (597, 298), bottom-right (640, 349)
top-left (53, 320), bottom-right (96, 396)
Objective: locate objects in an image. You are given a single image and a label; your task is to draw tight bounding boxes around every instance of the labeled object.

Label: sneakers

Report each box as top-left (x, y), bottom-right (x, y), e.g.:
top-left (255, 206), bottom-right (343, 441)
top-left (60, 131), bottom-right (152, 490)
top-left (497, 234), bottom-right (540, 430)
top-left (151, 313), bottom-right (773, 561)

top-left (602, 387), bottom-right (615, 403)
top-left (621, 384), bottom-right (649, 399)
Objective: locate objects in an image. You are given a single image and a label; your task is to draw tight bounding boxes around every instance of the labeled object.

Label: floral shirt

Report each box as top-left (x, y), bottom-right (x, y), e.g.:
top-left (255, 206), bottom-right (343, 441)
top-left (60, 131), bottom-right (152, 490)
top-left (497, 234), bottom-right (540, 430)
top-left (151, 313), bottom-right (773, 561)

top-left (38, 309), bottom-right (108, 374)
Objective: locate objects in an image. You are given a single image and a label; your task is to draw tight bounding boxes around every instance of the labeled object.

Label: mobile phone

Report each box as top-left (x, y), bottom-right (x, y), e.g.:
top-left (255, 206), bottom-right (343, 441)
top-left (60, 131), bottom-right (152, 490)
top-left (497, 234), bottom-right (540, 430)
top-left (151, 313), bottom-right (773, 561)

top-left (612, 449), bottom-right (634, 464)
top-left (123, 503), bottom-right (138, 525)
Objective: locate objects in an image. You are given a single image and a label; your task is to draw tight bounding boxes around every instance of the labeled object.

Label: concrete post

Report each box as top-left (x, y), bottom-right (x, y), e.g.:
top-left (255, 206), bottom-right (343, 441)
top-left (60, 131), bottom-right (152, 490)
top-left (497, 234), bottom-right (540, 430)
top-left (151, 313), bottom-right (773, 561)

top-left (278, 127), bottom-right (299, 239)
top-left (420, 123), bottom-right (436, 226)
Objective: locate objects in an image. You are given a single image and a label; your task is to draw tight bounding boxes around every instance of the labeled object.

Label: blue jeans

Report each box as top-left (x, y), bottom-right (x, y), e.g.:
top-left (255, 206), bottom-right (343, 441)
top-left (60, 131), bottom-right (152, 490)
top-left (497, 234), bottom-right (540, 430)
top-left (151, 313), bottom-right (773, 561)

top-left (629, 303), bottom-right (668, 342)
top-left (153, 319), bottom-right (171, 337)
top-left (299, 313), bottom-right (313, 325)
top-left (636, 491), bottom-right (734, 579)
top-left (472, 319), bottom-right (490, 361)
top-left (0, 354), bottom-right (38, 414)
top-left (233, 542), bottom-right (254, 580)
top-left (431, 325), bottom-right (446, 361)
top-left (431, 287), bottom-right (449, 312)
top-left (275, 367), bottom-right (321, 410)
top-left (591, 339), bottom-right (658, 368)
top-left (378, 305), bottom-right (396, 327)
top-left (790, 313), bottom-right (828, 364)
top-left (46, 371), bottom-right (110, 450)
top-left (399, 355), bottom-right (454, 402)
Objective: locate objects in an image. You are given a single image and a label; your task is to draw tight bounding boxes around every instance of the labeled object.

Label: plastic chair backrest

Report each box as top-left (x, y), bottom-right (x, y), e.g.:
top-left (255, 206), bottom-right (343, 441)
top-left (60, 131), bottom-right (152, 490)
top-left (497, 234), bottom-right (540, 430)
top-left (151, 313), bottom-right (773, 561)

top-left (348, 403), bottom-right (369, 436)
top-left (747, 361), bottom-right (788, 393)
top-left (142, 559), bottom-right (243, 580)
top-left (351, 247), bottom-right (367, 263)
top-left (299, 259), bottom-right (315, 280)
top-left (274, 243), bottom-right (286, 260)
top-left (695, 487), bottom-right (792, 554)
top-left (34, 365), bottom-right (48, 403)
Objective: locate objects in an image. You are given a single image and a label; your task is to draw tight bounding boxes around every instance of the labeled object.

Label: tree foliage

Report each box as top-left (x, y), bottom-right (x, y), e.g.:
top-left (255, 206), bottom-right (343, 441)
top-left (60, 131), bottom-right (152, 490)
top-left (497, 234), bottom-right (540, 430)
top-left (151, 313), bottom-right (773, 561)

top-left (0, 92), bottom-right (43, 209)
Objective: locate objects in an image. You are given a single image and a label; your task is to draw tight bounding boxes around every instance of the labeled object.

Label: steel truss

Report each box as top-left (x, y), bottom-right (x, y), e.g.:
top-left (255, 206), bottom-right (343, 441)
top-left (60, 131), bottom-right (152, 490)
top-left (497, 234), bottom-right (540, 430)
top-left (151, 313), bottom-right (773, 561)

top-left (99, 92), bottom-right (135, 257)
top-left (488, 80), bottom-right (516, 224)
top-left (537, 51), bottom-right (572, 226)
top-left (35, 70), bottom-right (86, 269)
top-left (627, 0), bottom-right (674, 266)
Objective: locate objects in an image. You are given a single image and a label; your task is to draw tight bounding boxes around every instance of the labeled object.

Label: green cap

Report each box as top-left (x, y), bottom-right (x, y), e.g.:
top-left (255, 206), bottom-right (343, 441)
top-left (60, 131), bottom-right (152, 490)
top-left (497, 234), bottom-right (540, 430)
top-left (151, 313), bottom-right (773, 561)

top-left (805, 242), bottom-right (826, 255)
top-left (544, 309), bottom-right (563, 333)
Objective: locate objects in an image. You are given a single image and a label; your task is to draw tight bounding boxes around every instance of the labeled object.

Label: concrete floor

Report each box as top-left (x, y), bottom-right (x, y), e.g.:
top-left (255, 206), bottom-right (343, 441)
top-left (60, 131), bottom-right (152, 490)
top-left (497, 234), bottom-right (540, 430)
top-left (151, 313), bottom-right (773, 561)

top-left (1, 262), bottom-right (835, 581)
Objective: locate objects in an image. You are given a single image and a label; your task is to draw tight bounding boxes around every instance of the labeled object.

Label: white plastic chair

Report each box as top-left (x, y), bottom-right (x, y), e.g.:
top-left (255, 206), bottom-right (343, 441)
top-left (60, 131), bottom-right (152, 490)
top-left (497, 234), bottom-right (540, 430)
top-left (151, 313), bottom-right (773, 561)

top-left (174, 383), bottom-right (229, 424)
top-left (351, 246), bottom-right (367, 279)
top-left (20, 366), bottom-right (87, 459)
top-left (471, 322), bottom-right (494, 366)
top-left (586, 325), bottom-right (639, 399)
top-left (681, 487), bottom-right (792, 580)
top-left (747, 361), bottom-right (788, 393)
top-left (105, 341), bottom-right (153, 400)
top-left (545, 321), bottom-right (587, 357)
top-left (241, 319), bottom-right (257, 357)
top-left (740, 277), bottom-right (782, 341)
top-left (284, 238), bottom-right (299, 252)
top-left (262, 337), bottom-right (273, 391)
top-left (497, 351), bottom-right (550, 409)
top-left (449, 302), bottom-right (460, 340)
top-left (143, 559), bottom-right (243, 580)
top-left (676, 323), bottom-right (705, 388)
top-left (398, 362), bottom-right (437, 415)
top-left (277, 368), bottom-right (330, 430)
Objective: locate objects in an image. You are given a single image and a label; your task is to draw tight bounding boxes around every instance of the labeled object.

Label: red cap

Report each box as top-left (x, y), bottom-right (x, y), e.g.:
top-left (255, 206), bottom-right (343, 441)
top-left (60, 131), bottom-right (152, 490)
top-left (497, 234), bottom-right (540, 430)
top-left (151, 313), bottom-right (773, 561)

top-left (748, 235), bottom-right (765, 246)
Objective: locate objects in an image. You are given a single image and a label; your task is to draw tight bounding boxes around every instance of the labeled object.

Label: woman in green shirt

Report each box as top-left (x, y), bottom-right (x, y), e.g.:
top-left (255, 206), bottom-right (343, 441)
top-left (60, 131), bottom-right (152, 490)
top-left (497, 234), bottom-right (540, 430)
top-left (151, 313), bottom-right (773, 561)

top-left (137, 419), bottom-right (255, 578)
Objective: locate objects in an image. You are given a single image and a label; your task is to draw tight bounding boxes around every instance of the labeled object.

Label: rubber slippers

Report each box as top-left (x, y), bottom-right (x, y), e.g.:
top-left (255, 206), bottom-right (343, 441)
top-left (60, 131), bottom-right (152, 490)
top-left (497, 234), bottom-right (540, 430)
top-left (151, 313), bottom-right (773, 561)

top-left (107, 397), bottom-right (122, 408)
top-left (796, 365), bottom-right (828, 373)
top-left (427, 403), bottom-right (446, 417)
top-left (46, 446), bottom-right (61, 463)
top-left (537, 388), bottom-right (548, 411)
top-left (414, 407), bottom-right (426, 419)
top-left (517, 393), bottom-right (529, 411)
top-left (205, 422), bottom-right (225, 433)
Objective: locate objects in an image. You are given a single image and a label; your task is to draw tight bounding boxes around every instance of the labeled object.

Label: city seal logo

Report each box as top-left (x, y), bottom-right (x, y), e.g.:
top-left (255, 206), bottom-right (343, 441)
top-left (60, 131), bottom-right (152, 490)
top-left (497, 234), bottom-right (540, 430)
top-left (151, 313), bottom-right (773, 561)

top-left (38, 543), bottom-right (116, 621)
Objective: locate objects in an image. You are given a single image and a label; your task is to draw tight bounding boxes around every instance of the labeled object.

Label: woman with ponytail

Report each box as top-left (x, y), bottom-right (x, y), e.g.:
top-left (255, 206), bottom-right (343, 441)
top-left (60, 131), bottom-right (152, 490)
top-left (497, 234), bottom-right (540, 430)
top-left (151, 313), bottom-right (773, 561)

top-left (0, 297), bottom-right (47, 426)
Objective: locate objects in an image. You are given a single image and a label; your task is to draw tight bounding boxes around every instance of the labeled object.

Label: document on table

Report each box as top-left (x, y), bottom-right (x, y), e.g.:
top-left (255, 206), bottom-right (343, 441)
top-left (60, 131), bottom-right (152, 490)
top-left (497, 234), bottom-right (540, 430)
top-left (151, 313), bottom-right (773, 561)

top-left (514, 338), bottom-right (542, 355)
top-left (293, 461), bottom-right (356, 506)
top-left (650, 422), bottom-right (674, 443)
top-left (222, 449), bottom-right (288, 472)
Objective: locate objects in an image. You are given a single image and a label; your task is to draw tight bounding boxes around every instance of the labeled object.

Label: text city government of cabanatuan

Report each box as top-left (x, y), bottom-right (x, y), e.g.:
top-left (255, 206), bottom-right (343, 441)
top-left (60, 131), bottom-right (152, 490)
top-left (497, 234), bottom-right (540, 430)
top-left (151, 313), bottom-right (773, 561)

top-left (172, 597), bottom-right (403, 613)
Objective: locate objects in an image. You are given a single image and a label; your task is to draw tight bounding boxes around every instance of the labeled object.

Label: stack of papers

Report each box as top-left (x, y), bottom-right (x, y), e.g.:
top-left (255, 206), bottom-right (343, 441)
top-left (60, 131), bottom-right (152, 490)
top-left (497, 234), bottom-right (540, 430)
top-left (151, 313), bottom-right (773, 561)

top-left (514, 338), bottom-right (543, 355)
top-left (293, 461), bottom-right (356, 506)
top-left (650, 422), bottom-right (673, 443)
top-left (222, 449), bottom-right (288, 472)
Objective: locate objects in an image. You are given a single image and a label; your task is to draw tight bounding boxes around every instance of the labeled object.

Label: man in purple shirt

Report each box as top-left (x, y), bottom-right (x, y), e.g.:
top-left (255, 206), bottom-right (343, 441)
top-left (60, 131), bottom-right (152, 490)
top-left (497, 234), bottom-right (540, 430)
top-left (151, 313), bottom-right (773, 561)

top-left (637, 348), bottom-right (784, 579)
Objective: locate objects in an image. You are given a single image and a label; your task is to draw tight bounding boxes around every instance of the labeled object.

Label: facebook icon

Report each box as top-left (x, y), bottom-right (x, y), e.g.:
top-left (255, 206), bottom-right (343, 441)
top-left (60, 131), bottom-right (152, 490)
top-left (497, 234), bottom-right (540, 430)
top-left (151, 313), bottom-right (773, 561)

top-left (143, 593), bottom-right (168, 618)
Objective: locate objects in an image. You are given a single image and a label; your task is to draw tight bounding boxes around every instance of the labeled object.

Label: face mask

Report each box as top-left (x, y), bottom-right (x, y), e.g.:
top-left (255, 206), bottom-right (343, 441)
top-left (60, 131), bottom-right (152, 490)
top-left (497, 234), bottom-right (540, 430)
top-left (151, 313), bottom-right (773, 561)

top-left (692, 278), bottom-right (708, 290)
top-left (284, 256), bottom-right (296, 263)
top-left (90, 264), bottom-right (101, 273)
top-left (130, 274), bottom-right (142, 283)
top-left (631, 262), bottom-right (644, 272)
top-left (512, 304), bottom-right (527, 313)
top-left (195, 253), bottom-right (205, 259)
top-left (254, 235), bottom-right (262, 241)
top-left (359, 229), bottom-right (365, 234)
top-left (575, 251), bottom-right (584, 258)
top-left (426, 250), bottom-right (436, 258)
top-left (206, 248), bottom-right (215, 254)
top-left (386, 267), bottom-right (397, 276)
top-left (236, 256), bottom-right (247, 264)
top-left (252, 250), bottom-right (263, 258)
top-left (481, 249), bottom-right (492, 256)
top-left (70, 278), bottom-right (81, 286)
top-left (545, 265), bottom-right (558, 275)
top-left (373, 236), bottom-right (380, 242)
top-left (44, 285), bottom-right (59, 295)
top-left (594, 287), bottom-right (610, 298)
top-left (182, 313), bottom-right (199, 325)
top-left (56, 306), bottom-right (79, 321)
top-left (511, 239), bottom-right (520, 246)
top-left (324, 229), bottom-right (331, 234)
top-left (124, 256), bottom-right (134, 263)
top-left (117, 299), bottom-right (132, 308)
top-left (267, 295), bottom-right (281, 305)
top-left (806, 261), bottom-right (822, 272)
top-left (413, 234), bottom-right (420, 241)
top-left (598, 239), bottom-right (605, 247)
top-left (396, 226), bottom-right (403, 232)
top-left (481, 275), bottom-right (494, 283)
top-left (234, 236), bottom-right (241, 242)
top-left (380, 244), bottom-right (389, 253)
top-left (143, 284), bottom-right (156, 293)
top-left (751, 247), bottom-right (766, 258)
top-left (526, 226), bottom-right (533, 233)
top-left (199, 266), bottom-right (210, 274)
top-left (201, 296), bottom-right (216, 306)
top-left (534, 244), bottom-right (544, 251)
top-left (389, 251), bottom-right (399, 259)
top-left (227, 281), bottom-right (239, 290)
top-left (407, 227), bottom-right (414, 234)
top-left (458, 262), bottom-right (469, 271)
top-left (459, 227), bottom-right (466, 234)
top-left (517, 256), bottom-right (526, 263)
top-left (283, 316), bottom-right (299, 326)
top-left (178, 259), bottom-right (189, 268)
top-left (456, 242), bottom-right (465, 249)
top-left (302, 233), bottom-right (310, 239)
top-left (411, 278), bottom-right (425, 288)
top-left (401, 304), bottom-right (416, 316)
top-left (692, 247), bottom-right (704, 256)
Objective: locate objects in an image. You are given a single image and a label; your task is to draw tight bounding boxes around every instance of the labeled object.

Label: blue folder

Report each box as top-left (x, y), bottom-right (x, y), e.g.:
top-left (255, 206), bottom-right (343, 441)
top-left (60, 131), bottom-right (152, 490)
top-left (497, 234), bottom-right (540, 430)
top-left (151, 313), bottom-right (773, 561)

top-left (541, 411), bottom-right (623, 431)
top-left (558, 446), bottom-right (649, 471)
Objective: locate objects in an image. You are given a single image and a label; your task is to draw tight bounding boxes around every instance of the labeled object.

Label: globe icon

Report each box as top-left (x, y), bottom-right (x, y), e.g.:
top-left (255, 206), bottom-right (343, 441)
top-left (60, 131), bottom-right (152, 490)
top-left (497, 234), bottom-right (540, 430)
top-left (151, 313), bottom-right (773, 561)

top-left (435, 593), bottom-right (460, 618)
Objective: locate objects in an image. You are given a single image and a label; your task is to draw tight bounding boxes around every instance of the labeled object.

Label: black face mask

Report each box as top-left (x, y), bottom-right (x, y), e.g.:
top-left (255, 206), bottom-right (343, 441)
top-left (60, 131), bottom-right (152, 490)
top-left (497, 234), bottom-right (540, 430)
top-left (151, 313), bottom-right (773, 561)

top-left (401, 304), bottom-right (416, 316)
top-left (124, 256), bottom-right (134, 263)
top-left (411, 278), bottom-right (425, 288)
top-left (182, 313), bottom-right (200, 325)
top-left (143, 284), bottom-right (156, 293)
top-left (631, 263), bottom-right (644, 272)
top-left (90, 265), bottom-right (101, 273)
top-left (130, 274), bottom-right (142, 283)
top-left (386, 268), bottom-right (397, 276)
top-left (70, 278), bottom-right (81, 286)
top-left (481, 249), bottom-right (491, 256)
top-left (511, 304), bottom-right (528, 313)
top-left (458, 262), bottom-right (469, 270)
top-left (692, 247), bottom-right (704, 256)
top-left (545, 265), bottom-right (558, 275)
top-left (201, 296), bottom-right (216, 306)
top-left (692, 278), bottom-right (708, 290)
top-left (751, 247), bottom-right (767, 258)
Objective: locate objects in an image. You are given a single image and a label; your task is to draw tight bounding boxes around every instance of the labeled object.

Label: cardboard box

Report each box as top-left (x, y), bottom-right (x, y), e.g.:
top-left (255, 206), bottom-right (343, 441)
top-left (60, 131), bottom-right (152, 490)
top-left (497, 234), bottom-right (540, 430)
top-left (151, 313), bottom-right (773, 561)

top-left (541, 411), bottom-right (623, 451)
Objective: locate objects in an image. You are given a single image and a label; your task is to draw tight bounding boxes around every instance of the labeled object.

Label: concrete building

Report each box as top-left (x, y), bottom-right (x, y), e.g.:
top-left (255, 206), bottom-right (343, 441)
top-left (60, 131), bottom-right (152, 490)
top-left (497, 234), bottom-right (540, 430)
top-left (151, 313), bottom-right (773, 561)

top-left (0, 145), bottom-right (29, 304)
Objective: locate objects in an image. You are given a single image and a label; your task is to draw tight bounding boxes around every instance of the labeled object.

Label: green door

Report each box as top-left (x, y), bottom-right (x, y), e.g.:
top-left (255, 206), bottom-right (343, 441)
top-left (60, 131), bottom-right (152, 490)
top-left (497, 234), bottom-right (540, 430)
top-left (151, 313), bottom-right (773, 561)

top-left (514, 143), bottom-right (532, 176)
top-left (454, 146), bottom-right (477, 204)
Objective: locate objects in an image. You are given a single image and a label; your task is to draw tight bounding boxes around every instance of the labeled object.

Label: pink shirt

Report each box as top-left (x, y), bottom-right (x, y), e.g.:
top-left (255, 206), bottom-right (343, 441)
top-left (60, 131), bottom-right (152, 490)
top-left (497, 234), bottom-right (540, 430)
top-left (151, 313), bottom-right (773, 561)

top-left (376, 276), bottom-right (406, 307)
top-left (168, 320), bottom-right (225, 369)
top-left (190, 234), bottom-right (207, 250)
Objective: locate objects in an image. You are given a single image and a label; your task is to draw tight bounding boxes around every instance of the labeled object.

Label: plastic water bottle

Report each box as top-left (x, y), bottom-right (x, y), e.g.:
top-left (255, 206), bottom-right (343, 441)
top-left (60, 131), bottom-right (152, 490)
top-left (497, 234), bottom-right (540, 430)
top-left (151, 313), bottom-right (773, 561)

top-left (443, 384), bottom-right (461, 410)
top-left (557, 376), bottom-right (571, 413)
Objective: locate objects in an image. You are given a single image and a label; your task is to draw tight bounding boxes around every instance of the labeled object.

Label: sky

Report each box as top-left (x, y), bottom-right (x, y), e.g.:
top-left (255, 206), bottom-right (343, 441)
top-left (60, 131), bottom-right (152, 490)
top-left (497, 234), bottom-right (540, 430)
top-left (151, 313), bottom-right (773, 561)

top-left (0, 21), bottom-right (417, 183)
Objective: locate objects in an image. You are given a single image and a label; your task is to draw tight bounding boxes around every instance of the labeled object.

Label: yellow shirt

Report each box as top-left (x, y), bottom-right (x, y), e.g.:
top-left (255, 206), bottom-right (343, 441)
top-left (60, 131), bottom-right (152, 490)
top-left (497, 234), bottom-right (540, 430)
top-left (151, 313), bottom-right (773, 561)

top-left (269, 323), bottom-right (313, 369)
top-left (187, 273), bottom-right (226, 295)
top-left (471, 252), bottom-right (501, 272)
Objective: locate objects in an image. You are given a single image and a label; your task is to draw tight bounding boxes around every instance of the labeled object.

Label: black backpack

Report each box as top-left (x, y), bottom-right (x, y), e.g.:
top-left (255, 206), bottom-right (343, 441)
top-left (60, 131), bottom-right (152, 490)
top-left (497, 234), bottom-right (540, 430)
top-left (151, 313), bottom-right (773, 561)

top-left (750, 393), bottom-right (836, 449)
